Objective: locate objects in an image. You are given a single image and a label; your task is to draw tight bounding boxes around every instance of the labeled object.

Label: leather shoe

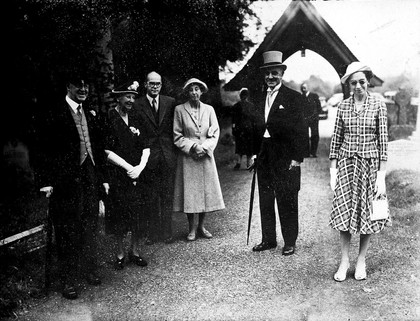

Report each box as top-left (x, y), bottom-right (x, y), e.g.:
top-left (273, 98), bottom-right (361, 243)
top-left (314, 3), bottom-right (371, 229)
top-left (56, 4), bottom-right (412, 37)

top-left (252, 241), bottom-right (277, 252)
top-left (163, 236), bottom-right (174, 244)
top-left (282, 245), bottom-right (295, 256)
top-left (62, 284), bottom-right (78, 300)
top-left (114, 256), bottom-right (125, 270)
top-left (145, 238), bottom-right (154, 245)
top-left (129, 252), bottom-right (148, 267)
top-left (85, 272), bottom-right (101, 286)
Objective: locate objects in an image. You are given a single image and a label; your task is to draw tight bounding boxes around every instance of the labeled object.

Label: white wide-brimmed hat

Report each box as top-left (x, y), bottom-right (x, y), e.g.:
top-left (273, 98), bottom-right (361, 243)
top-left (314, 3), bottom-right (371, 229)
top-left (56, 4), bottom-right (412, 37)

top-left (259, 51), bottom-right (287, 70)
top-left (340, 62), bottom-right (372, 84)
top-left (183, 78), bottom-right (208, 93)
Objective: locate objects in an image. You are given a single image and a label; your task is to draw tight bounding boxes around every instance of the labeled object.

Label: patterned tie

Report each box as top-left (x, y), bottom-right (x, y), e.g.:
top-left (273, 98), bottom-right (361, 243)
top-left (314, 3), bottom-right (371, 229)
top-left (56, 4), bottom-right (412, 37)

top-left (152, 98), bottom-right (157, 112)
top-left (77, 105), bottom-right (82, 119)
top-left (152, 98), bottom-right (159, 122)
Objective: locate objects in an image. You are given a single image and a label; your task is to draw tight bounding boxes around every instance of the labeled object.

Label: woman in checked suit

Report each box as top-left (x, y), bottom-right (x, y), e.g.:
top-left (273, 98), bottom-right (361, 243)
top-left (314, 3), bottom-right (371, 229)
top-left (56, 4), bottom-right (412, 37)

top-left (329, 62), bottom-right (391, 282)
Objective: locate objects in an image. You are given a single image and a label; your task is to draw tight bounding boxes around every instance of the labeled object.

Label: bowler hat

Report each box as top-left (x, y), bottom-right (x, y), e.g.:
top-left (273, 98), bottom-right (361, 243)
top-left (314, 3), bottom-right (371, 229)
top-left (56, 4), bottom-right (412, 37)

top-left (183, 78), bottom-right (208, 93)
top-left (111, 81), bottom-right (140, 96)
top-left (340, 62), bottom-right (373, 84)
top-left (260, 51), bottom-right (287, 70)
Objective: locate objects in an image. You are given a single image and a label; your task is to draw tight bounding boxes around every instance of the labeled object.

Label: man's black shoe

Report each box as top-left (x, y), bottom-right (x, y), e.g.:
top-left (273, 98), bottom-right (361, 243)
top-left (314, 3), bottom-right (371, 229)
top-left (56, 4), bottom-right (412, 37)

top-left (282, 245), bottom-right (295, 256)
top-left (129, 252), bottom-right (148, 267)
top-left (62, 284), bottom-right (78, 300)
top-left (85, 273), bottom-right (101, 286)
top-left (252, 242), bottom-right (277, 252)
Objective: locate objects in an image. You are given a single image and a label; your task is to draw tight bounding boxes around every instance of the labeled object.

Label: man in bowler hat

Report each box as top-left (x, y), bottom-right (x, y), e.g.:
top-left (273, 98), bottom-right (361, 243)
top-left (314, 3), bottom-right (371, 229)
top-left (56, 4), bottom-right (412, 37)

top-left (37, 73), bottom-right (108, 299)
top-left (249, 51), bottom-right (307, 255)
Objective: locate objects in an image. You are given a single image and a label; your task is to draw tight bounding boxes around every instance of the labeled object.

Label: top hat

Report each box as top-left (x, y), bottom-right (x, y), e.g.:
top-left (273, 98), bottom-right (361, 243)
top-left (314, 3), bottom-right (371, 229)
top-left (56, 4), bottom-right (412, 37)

top-left (111, 81), bottom-right (140, 96)
top-left (260, 51), bottom-right (287, 70)
top-left (340, 62), bottom-right (373, 84)
top-left (182, 78), bottom-right (208, 93)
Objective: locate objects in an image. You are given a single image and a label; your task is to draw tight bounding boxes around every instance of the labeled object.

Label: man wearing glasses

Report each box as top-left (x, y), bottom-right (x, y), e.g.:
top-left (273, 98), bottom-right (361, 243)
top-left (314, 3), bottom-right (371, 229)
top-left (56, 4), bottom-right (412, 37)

top-left (134, 71), bottom-right (176, 244)
top-left (248, 51), bottom-right (307, 256)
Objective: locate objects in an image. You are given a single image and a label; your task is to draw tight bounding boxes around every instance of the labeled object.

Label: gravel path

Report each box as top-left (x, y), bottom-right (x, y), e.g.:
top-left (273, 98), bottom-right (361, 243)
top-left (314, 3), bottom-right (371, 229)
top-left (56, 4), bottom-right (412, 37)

top-left (14, 116), bottom-right (420, 321)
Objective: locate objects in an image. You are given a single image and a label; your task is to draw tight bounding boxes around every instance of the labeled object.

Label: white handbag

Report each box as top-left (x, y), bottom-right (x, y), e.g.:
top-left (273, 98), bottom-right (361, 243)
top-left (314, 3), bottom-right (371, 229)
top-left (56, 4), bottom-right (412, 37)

top-left (371, 195), bottom-right (389, 221)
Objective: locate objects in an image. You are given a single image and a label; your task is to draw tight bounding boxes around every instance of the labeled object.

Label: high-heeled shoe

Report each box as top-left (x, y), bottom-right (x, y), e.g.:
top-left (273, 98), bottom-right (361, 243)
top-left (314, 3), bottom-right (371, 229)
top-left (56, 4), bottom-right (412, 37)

top-left (187, 231), bottom-right (196, 241)
top-left (354, 263), bottom-right (367, 280)
top-left (114, 256), bottom-right (125, 270)
top-left (334, 262), bottom-right (350, 282)
top-left (197, 227), bottom-right (213, 239)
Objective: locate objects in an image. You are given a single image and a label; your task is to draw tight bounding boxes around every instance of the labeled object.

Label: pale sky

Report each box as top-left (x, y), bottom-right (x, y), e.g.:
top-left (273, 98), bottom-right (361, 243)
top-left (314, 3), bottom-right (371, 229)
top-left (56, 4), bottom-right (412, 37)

top-left (222, 0), bottom-right (420, 86)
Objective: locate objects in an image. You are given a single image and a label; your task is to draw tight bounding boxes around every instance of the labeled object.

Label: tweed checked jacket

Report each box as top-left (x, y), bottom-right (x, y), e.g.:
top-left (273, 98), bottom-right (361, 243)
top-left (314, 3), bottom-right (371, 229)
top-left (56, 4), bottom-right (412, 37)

top-left (329, 93), bottom-right (388, 161)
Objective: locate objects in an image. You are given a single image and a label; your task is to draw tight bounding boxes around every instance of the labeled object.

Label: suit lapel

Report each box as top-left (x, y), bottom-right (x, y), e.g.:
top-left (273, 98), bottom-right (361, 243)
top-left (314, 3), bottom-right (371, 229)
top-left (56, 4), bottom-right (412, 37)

top-left (183, 102), bottom-right (200, 128)
top-left (158, 96), bottom-right (167, 126)
top-left (141, 97), bottom-right (158, 127)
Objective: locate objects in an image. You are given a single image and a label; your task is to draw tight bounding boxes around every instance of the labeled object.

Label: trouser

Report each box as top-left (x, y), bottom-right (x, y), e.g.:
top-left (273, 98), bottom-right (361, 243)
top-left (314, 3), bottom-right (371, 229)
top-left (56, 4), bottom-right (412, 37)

top-left (257, 139), bottom-right (300, 246)
top-left (145, 164), bottom-right (175, 241)
top-left (308, 120), bottom-right (319, 156)
top-left (51, 158), bottom-right (99, 284)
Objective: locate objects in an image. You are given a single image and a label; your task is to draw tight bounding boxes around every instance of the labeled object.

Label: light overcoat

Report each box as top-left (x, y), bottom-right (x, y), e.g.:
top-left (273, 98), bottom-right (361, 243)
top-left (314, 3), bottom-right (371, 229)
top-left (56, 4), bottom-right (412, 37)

top-left (173, 101), bottom-right (225, 213)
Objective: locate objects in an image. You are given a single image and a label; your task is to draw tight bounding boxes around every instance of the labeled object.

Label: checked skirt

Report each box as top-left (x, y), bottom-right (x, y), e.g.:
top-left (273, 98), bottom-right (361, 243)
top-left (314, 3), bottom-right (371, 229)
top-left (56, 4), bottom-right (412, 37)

top-left (329, 156), bottom-right (391, 234)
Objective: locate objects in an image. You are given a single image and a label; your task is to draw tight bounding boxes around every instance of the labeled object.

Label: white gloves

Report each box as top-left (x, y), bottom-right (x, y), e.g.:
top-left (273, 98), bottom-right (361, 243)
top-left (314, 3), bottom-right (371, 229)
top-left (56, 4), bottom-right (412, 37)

top-left (375, 171), bottom-right (386, 197)
top-left (330, 168), bottom-right (338, 191)
top-left (107, 151), bottom-right (134, 172)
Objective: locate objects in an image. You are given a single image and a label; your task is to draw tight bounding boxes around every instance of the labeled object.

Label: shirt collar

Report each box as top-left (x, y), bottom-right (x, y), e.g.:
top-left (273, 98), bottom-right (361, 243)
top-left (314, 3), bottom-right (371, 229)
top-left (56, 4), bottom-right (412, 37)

top-left (66, 95), bottom-right (81, 113)
top-left (267, 83), bottom-right (282, 93)
top-left (147, 94), bottom-right (159, 105)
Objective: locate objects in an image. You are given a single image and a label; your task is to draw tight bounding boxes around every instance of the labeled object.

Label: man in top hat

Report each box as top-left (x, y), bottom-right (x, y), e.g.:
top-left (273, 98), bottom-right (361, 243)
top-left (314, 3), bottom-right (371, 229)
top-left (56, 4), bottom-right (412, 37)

top-left (133, 71), bottom-right (177, 244)
top-left (249, 51), bottom-right (307, 255)
top-left (37, 73), bottom-right (108, 299)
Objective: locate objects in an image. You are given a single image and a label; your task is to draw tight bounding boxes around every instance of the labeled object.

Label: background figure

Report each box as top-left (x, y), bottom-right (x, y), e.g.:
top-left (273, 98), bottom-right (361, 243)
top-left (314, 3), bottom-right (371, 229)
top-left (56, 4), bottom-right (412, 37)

top-left (104, 81), bottom-right (150, 270)
top-left (249, 51), bottom-right (307, 255)
top-left (37, 74), bottom-right (108, 300)
top-left (134, 71), bottom-right (177, 244)
top-left (173, 78), bottom-right (225, 241)
top-left (329, 62), bottom-right (391, 282)
top-left (232, 88), bottom-right (255, 169)
top-left (301, 82), bottom-right (322, 158)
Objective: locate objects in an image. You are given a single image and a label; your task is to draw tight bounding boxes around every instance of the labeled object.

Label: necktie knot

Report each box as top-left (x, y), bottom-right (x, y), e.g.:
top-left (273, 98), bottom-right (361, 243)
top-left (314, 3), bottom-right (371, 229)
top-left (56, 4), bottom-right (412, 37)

top-left (77, 105), bottom-right (82, 116)
top-left (152, 98), bottom-right (157, 111)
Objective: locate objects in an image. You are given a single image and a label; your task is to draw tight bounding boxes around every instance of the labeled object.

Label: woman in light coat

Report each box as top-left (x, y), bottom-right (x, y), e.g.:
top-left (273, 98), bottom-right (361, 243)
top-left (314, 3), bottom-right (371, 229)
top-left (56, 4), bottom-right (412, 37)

top-left (173, 78), bottom-right (225, 241)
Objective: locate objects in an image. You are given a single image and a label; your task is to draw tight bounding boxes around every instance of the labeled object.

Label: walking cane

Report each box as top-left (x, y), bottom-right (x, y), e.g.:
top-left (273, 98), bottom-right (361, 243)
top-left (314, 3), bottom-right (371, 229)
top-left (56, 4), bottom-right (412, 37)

top-left (247, 164), bottom-right (257, 245)
top-left (42, 191), bottom-right (53, 294)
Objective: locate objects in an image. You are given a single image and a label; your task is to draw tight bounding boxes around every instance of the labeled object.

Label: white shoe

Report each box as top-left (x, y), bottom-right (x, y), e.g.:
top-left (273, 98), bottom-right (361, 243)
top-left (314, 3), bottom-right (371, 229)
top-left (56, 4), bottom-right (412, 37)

top-left (355, 263), bottom-right (367, 280)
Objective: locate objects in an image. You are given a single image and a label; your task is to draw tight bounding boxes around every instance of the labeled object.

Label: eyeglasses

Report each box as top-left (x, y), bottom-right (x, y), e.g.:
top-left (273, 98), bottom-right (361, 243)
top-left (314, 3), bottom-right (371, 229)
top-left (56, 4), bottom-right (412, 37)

top-left (147, 82), bottom-right (161, 87)
top-left (349, 80), bottom-right (367, 86)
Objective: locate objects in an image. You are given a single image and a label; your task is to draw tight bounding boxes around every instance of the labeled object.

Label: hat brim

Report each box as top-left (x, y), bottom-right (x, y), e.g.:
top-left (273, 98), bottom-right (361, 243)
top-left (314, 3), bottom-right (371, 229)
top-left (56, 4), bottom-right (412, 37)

top-left (259, 63), bottom-right (287, 70)
top-left (111, 90), bottom-right (138, 96)
top-left (183, 78), bottom-right (208, 93)
top-left (340, 65), bottom-right (372, 84)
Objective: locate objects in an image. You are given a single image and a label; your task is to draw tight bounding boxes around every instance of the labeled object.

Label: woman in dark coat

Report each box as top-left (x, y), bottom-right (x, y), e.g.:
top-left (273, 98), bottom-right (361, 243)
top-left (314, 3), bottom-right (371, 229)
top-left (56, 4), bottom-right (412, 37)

top-left (232, 88), bottom-right (254, 169)
top-left (105, 81), bottom-right (150, 270)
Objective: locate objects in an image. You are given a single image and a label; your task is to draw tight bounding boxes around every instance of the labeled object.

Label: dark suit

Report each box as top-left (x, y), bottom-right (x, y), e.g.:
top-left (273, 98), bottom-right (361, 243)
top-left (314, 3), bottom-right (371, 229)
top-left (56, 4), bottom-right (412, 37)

top-left (302, 92), bottom-right (322, 157)
top-left (36, 100), bottom-right (107, 284)
top-left (133, 94), bottom-right (176, 241)
top-left (252, 85), bottom-right (307, 246)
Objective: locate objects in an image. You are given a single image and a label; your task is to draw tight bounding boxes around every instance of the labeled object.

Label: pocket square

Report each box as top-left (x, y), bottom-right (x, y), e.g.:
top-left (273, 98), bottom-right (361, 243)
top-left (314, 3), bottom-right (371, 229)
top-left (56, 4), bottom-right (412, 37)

top-left (279, 105), bottom-right (285, 109)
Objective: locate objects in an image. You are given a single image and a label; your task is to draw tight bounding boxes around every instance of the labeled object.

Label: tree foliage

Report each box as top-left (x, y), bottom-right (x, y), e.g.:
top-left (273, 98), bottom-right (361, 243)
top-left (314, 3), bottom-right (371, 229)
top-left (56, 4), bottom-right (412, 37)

top-left (12, 0), bottom-right (257, 107)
